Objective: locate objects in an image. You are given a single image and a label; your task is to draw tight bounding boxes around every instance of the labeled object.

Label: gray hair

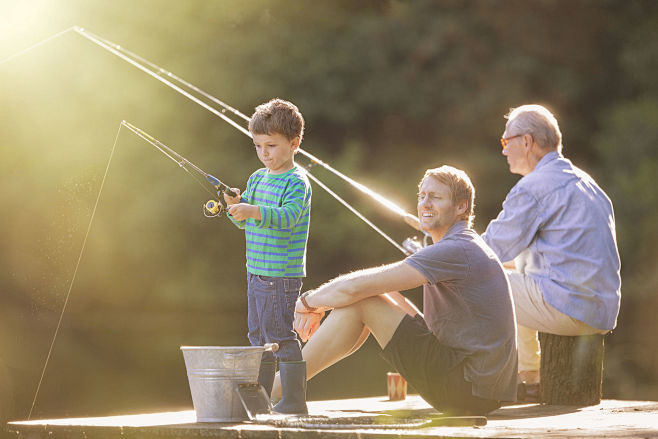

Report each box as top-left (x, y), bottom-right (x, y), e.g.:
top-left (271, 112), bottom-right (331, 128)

top-left (506, 104), bottom-right (562, 152)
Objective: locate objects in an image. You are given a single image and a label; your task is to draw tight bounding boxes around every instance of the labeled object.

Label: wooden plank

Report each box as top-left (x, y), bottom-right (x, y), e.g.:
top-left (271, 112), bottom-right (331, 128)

top-left (8, 395), bottom-right (658, 438)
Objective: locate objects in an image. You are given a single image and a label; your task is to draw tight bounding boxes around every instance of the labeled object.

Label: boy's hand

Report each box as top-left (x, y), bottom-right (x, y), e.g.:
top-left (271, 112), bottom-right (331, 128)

top-left (227, 203), bottom-right (261, 221)
top-left (223, 188), bottom-right (241, 205)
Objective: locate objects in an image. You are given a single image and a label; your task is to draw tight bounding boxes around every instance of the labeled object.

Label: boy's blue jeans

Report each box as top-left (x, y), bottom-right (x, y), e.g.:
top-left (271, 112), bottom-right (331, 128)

top-left (247, 273), bottom-right (303, 363)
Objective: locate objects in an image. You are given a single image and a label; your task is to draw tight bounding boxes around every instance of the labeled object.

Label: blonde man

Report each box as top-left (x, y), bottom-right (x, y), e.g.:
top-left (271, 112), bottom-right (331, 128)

top-left (282, 166), bottom-right (517, 415)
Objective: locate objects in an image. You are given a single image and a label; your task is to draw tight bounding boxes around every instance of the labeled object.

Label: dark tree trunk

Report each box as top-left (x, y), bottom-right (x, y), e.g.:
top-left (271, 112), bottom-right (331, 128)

top-left (539, 333), bottom-right (604, 406)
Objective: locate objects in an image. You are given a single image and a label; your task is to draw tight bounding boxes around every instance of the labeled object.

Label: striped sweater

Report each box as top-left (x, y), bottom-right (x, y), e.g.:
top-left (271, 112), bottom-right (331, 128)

top-left (229, 166), bottom-right (312, 277)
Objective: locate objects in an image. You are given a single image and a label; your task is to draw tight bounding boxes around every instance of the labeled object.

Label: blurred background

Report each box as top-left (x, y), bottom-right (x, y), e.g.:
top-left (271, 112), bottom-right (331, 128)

top-left (1, 0), bottom-right (657, 425)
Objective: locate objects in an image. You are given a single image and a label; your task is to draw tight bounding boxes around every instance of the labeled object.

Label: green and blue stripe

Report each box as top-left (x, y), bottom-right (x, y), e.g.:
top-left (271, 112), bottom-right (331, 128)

top-left (229, 166), bottom-right (311, 277)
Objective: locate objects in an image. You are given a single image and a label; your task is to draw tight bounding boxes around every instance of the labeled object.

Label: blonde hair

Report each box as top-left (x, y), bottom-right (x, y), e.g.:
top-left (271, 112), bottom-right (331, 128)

top-left (506, 104), bottom-right (562, 153)
top-left (249, 98), bottom-right (305, 143)
top-left (419, 165), bottom-right (475, 227)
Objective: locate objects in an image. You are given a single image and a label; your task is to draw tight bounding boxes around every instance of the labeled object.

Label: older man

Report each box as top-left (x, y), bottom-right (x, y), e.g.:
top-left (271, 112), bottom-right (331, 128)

top-left (281, 166), bottom-right (517, 415)
top-left (482, 105), bottom-right (621, 396)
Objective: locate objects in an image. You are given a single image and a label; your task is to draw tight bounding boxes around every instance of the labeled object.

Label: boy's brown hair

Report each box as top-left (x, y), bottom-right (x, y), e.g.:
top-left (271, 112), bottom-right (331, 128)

top-left (249, 98), bottom-right (305, 143)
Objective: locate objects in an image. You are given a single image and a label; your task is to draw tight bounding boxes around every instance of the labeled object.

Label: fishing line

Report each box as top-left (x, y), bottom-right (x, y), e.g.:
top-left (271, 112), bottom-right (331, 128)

top-left (76, 28), bottom-right (251, 124)
top-left (304, 172), bottom-right (408, 254)
top-left (0, 26), bottom-right (77, 67)
top-left (73, 28), bottom-right (252, 137)
top-left (27, 120), bottom-right (239, 417)
top-left (27, 123), bottom-right (122, 420)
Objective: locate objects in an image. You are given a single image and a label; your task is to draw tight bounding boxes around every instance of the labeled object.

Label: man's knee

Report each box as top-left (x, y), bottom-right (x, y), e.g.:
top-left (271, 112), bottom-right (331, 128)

top-left (330, 295), bottom-right (387, 319)
top-left (353, 295), bottom-right (406, 348)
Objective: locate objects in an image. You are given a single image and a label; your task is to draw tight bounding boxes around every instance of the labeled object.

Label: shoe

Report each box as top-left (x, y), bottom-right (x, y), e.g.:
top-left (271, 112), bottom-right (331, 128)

top-left (257, 360), bottom-right (276, 397)
top-left (273, 361), bottom-right (308, 415)
top-left (517, 382), bottom-right (540, 403)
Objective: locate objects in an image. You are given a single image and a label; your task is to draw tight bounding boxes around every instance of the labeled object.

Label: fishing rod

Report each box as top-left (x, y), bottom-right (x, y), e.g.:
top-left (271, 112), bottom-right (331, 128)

top-left (71, 28), bottom-right (423, 234)
top-left (0, 26), bottom-right (421, 232)
top-left (71, 27), bottom-right (422, 230)
top-left (3, 26), bottom-right (426, 253)
top-left (122, 120), bottom-right (412, 253)
top-left (120, 120), bottom-right (411, 253)
top-left (120, 121), bottom-right (235, 217)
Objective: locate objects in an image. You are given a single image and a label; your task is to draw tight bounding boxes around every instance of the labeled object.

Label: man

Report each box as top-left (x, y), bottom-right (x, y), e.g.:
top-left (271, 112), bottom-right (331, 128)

top-left (290, 166), bottom-right (517, 414)
top-left (482, 104), bottom-right (621, 397)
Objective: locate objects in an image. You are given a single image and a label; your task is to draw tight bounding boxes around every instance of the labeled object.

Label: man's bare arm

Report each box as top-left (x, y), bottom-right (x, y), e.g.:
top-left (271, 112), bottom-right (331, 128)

top-left (302, 261), bottom-right (427, 311)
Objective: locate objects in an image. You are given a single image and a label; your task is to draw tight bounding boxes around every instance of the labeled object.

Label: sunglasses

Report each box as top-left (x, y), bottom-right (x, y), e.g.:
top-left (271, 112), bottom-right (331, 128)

top-left (500, 134), bottom-right (524, 149)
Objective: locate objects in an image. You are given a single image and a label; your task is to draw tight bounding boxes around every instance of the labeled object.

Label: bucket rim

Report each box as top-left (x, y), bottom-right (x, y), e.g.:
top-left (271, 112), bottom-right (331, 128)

top-left (180, 346), bottom-right (265, 350)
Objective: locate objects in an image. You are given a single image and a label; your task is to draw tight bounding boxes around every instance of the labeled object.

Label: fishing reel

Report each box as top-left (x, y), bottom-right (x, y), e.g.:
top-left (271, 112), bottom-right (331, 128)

top-left (402, 235), bottom-right (431, 255)
top-left (203, 199), bottom-right (225, 218)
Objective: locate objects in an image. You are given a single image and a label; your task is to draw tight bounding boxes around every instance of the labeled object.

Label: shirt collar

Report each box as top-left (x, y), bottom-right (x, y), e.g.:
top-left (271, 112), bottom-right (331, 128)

top-left (535, 150), bottom-right (561, 171)
top-left (444, 220), bottom-right (468, 239)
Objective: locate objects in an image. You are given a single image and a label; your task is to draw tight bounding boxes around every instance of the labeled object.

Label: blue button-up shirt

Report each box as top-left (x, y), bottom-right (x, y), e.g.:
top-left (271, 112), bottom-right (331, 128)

top-left (482, 151), bottom-right (621, 330)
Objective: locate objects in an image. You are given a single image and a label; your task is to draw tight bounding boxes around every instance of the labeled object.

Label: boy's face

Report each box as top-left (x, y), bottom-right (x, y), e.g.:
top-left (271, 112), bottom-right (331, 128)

top-left (252, 132), bottom-right (299, 174)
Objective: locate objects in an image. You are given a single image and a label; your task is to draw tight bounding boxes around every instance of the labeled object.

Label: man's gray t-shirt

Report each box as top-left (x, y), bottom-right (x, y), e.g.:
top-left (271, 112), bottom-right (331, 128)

top-left (405, 221), bottom-right (517, 401)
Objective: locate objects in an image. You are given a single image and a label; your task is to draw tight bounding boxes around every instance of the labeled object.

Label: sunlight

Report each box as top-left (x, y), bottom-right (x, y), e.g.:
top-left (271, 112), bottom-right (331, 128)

top-left (10, 410), bottom-right (196, 427)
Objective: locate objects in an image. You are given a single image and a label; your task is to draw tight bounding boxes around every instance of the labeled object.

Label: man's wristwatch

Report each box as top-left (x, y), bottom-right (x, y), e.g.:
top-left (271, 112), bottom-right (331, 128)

top-left (299, 291), bottom-right (318, 312)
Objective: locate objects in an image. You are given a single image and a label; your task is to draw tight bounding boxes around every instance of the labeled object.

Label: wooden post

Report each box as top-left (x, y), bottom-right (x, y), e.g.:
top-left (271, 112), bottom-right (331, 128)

top-left (538, 333), bottom-right (605, 406)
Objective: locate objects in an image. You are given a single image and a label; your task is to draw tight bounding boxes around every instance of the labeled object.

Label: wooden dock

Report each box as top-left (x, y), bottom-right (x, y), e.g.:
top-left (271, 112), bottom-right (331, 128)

top-left (7, 395), bottom-right (658, 438)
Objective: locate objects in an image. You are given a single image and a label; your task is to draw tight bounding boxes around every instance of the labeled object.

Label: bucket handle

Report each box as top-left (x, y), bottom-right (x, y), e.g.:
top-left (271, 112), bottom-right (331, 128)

top-left (223, 343), bottom-right (279, 360)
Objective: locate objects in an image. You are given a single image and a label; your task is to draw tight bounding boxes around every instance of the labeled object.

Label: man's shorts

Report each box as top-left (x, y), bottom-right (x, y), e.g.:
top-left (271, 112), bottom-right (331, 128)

top-left (381, 314), bottom-right (501, 415)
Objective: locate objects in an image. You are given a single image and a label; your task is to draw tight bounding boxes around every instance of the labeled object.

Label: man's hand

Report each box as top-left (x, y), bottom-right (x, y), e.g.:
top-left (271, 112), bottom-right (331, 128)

top-left (294, 310), bottom-right (324, 342)
top-left (294, 296), bottom-right (325, 342)
top-left (223, 188), bottom-right (241, 205)
top-left (227, 203), bottom-right (260, 221)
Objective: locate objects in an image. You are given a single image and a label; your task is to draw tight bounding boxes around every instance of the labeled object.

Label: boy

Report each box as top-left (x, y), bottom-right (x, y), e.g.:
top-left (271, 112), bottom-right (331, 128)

top-left (223, 98), bottom-right (311, 415)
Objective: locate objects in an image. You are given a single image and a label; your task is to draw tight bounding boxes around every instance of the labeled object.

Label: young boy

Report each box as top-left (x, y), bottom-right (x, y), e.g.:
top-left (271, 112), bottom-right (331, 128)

top-left (223, 98), bottom-right (311, 415)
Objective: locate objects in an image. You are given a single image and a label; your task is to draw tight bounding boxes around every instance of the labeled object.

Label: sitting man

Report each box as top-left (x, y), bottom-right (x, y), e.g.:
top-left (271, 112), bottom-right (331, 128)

top-left (288, 165), bottom-right (517, 414)
top-left (481, 104), bottom-right (621, 398)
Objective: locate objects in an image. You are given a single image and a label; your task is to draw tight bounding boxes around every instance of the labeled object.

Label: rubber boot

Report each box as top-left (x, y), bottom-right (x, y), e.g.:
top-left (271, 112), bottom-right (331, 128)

top-left (257, 360), bottom-right (276, 397)
top-left (272, 361), bottom-right (308, 415)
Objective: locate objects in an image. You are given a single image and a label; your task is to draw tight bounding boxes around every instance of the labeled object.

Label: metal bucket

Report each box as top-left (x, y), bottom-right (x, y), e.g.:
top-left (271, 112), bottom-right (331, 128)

top-left (180, 346), bottom-right (265, 422)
